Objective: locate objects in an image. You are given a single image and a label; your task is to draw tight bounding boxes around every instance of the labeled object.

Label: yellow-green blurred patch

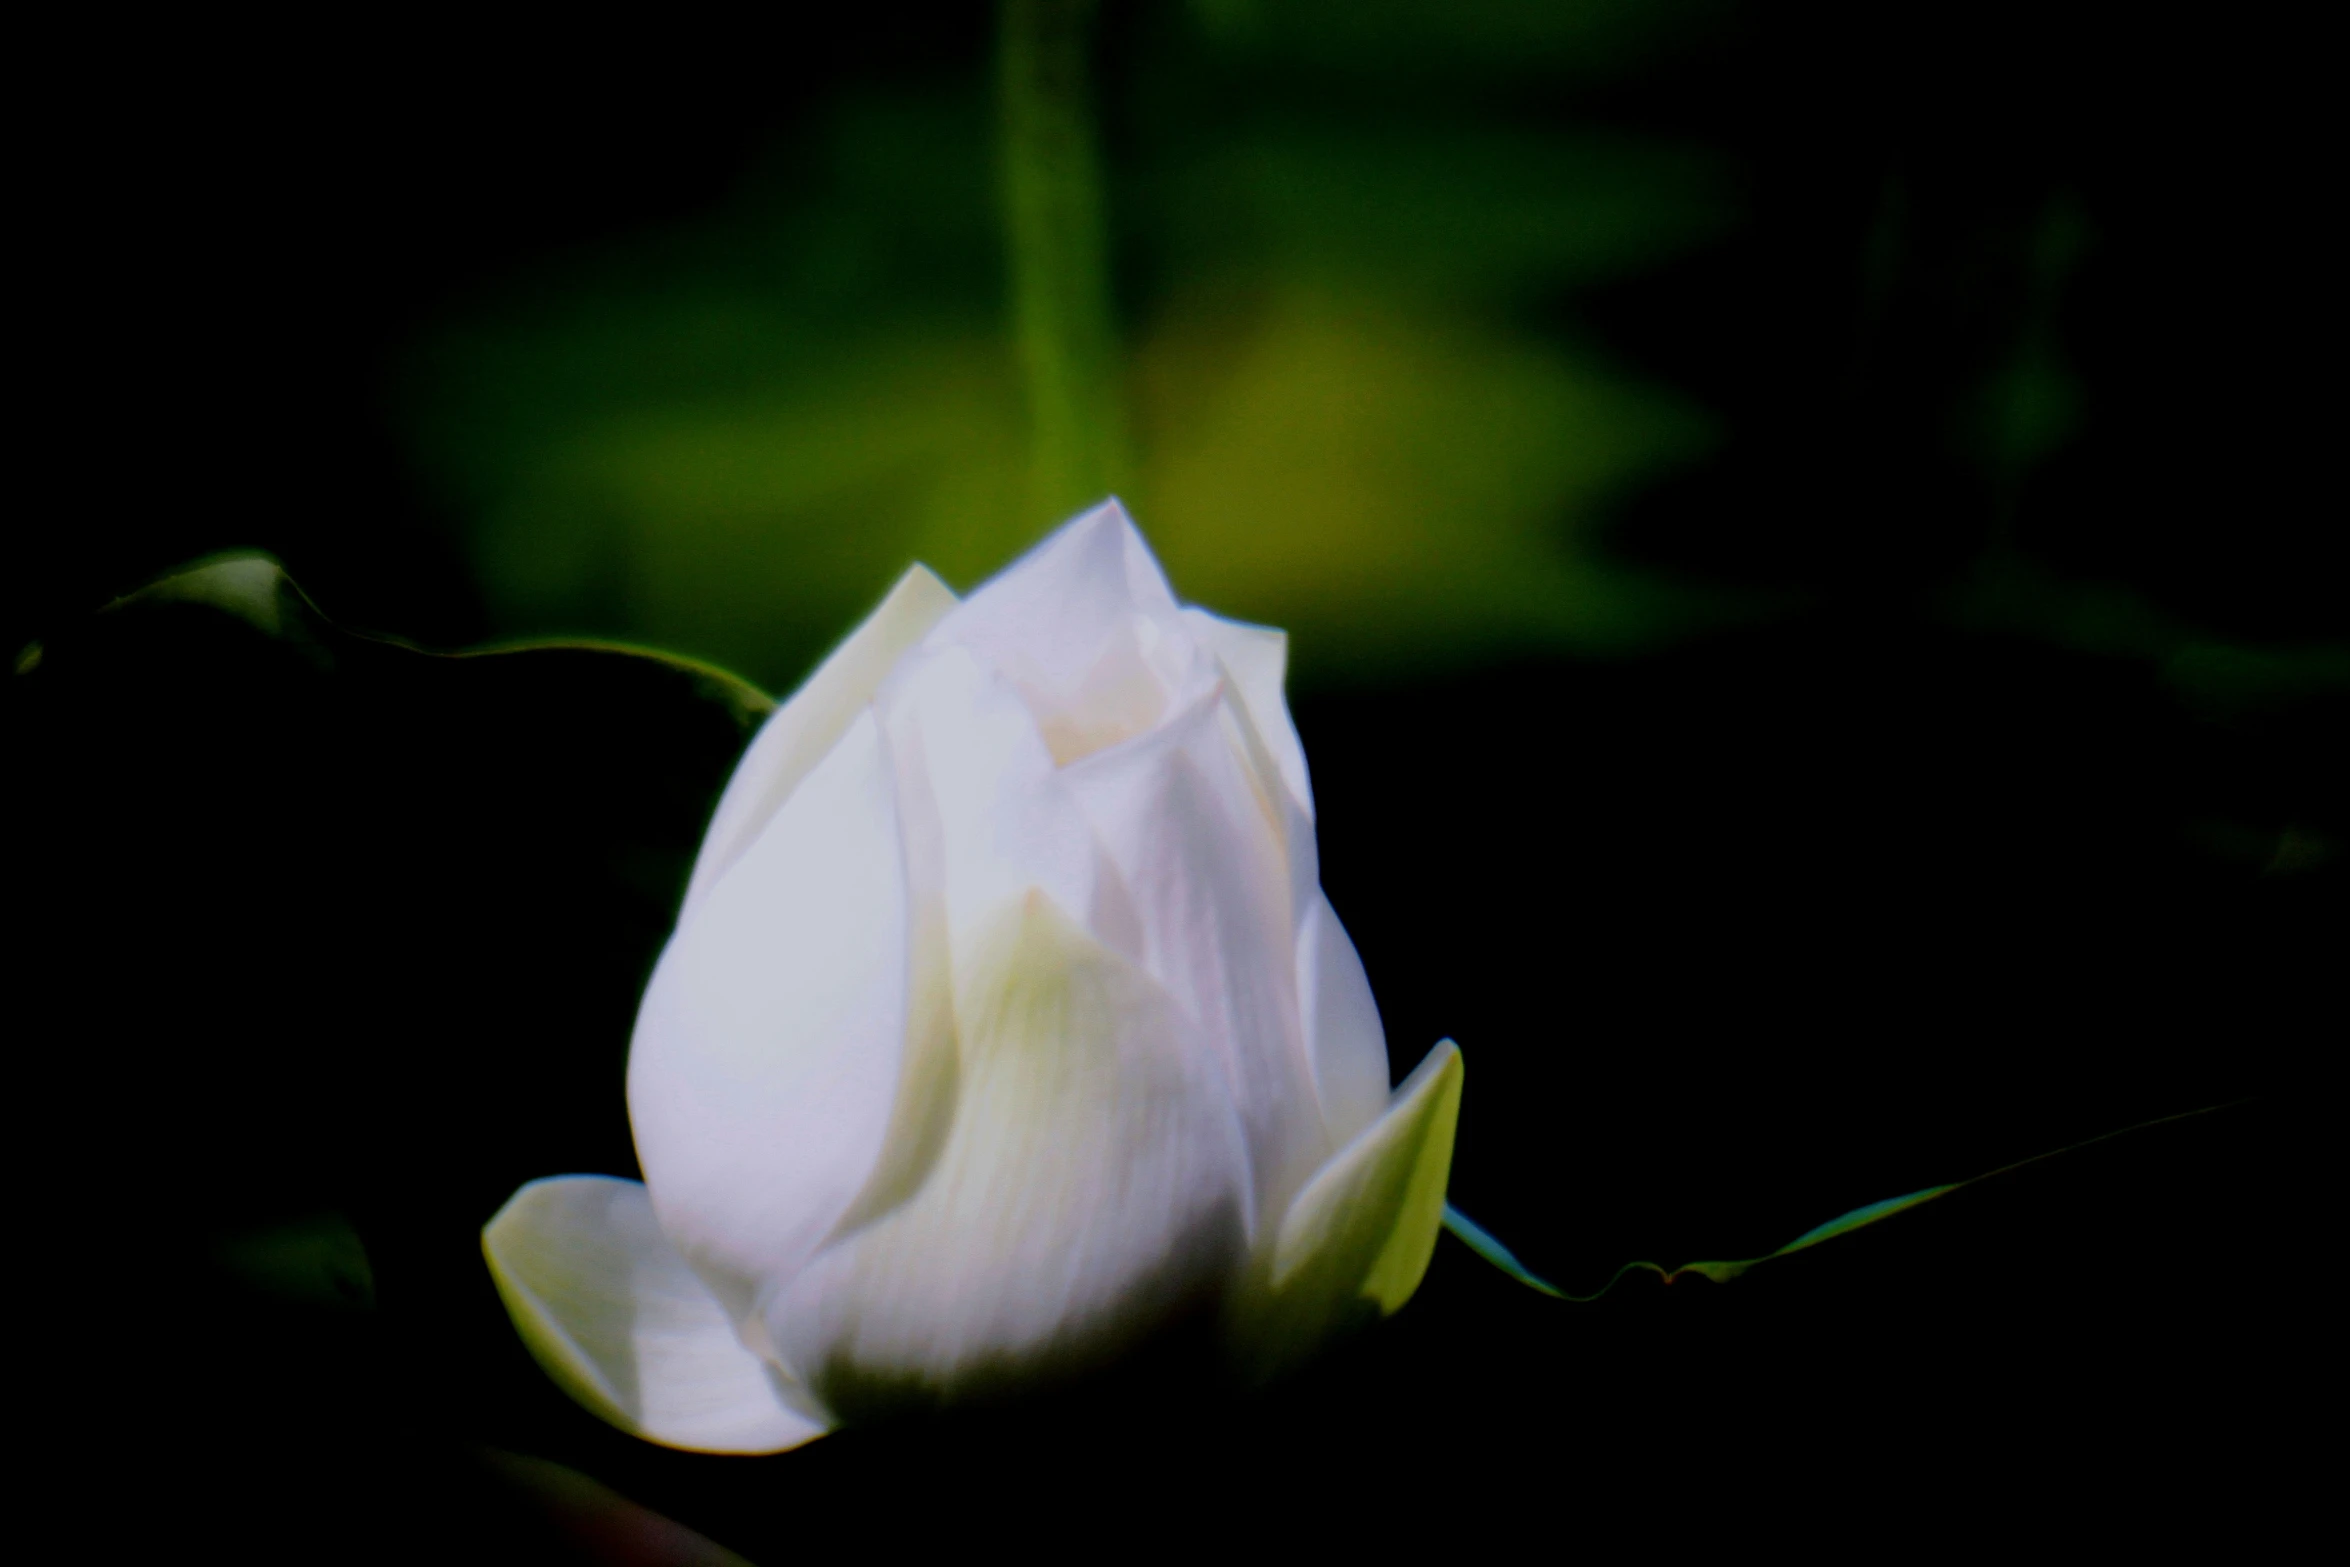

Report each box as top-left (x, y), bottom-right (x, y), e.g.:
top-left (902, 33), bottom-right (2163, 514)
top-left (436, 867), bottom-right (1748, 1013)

top-left (1139, 282), bottom-right (1715, 678)
top-left (405, 92), bottom-right (1733, 691)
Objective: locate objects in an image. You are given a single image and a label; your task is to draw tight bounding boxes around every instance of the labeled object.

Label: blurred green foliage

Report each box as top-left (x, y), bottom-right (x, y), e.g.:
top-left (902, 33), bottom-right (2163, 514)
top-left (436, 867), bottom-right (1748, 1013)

top-left (13, 6), bottom-right (2334, 1550)
top-left (403, 4), bottom-right (1734, 692)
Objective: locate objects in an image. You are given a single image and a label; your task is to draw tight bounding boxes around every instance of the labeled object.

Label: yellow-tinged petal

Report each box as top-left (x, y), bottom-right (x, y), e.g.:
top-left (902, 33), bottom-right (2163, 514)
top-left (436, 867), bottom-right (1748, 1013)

top-left (765, 890), bottom-right (1251, 1407)
top-left (1234, 1040), bottom-right (1463, 1372)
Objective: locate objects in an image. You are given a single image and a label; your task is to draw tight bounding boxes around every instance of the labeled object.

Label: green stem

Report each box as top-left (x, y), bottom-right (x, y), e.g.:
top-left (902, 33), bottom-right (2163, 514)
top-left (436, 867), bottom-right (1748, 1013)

top-left (999, 0), bottom-right (1129, 522)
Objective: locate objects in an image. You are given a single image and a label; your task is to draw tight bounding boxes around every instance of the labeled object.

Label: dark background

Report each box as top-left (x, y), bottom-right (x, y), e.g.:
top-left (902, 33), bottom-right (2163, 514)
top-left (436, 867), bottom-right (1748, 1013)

top-left (15, 3), bottom-right (2334, 1558)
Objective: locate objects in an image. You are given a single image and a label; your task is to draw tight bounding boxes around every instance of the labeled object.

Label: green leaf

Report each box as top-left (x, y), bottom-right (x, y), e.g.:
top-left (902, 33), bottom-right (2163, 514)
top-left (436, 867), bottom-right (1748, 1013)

top-left (1436, 1204), bottom-right (1566, 1299)
top-left (12, 552), bottom-right (778, 1391)
top-left (1771, 1185), bottom-right (1960, 1259)
top-left (1445, 1103), bottom-right (2243, 1300)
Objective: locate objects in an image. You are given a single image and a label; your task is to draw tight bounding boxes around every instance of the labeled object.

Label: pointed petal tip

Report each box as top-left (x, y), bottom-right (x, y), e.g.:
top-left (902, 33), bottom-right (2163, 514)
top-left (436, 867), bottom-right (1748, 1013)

top-left (1025, 496), bottom-right (1130, 553)
top-left (890, 559), bottom-right (961, 617)
top-left (1047, 497), bottom-right (1174, 593)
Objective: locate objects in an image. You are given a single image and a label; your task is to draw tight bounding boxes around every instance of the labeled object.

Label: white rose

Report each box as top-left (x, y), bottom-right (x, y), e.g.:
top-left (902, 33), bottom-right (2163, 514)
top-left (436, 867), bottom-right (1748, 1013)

top-left (483, 501), bottom-right (1463, 1453)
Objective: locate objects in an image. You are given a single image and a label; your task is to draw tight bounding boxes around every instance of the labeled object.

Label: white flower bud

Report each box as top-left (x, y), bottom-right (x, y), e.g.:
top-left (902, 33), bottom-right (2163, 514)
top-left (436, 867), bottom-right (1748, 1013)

top-left (484, 502), bottom-right (1462, 1452)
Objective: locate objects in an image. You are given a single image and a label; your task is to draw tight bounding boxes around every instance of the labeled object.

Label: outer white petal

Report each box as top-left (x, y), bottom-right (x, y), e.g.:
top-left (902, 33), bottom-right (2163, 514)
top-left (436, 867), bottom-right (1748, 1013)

top-left (1106, 498), bottom-right (1183, 617)
top-left (680, 564), bottom-right (955, 921)
top-left (1177, 608), bottom-right (1312, 820)
top-left (1060, 686), bottom-right (1323, 1227)
top-left (1234, 1041), bottom-right (1463, 1375)
top-left (1297, 892), bottom-right (1392, 1147)
top-left (628, 708), bottom-right (917, 1324)
top-left (1161, 623), bottom-right (1383, 1158)
top-left (923, 501), bottom-right (1206, 763)
top-left (766, 891), bottom-right (1250, 1404)
top-left (483, 1176), bottom-right (828, 1454)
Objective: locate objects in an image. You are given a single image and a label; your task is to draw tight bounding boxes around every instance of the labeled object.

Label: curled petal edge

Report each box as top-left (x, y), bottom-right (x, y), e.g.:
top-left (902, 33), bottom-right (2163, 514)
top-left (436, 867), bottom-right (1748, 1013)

top-left (484, 1175), bottom-right (829, 1455)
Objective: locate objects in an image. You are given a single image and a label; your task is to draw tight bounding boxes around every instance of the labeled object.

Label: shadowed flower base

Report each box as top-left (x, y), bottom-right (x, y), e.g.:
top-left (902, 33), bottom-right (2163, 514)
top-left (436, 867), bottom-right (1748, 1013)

top-left (483, 1036), bottom-right (1463, 1450)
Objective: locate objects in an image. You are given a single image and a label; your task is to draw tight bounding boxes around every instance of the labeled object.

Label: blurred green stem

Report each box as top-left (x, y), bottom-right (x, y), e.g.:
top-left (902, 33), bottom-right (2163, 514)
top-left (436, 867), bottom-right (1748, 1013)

top-left (999, 0), bottom-right (1129, 522)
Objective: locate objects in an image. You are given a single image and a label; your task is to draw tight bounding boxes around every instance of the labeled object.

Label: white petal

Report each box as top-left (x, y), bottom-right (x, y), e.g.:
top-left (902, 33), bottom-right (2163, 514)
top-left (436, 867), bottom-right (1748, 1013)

top-left (681, 564), bottom-right (955, 921)
top-left (766, 891), bottom-right (1250, 1402)
top-left (1234, 1041), bottom-right (1463, 1374)
top-left (881, 644), bottom-right (1104, 954)
top-left (628, 708), bottom-right (917, 1323)
top-left (1178, 614), bottom-right (1325, 984)
top-left (1297, 893), bottom-right (1391, 1146)
top-left (1178, 608), bottom-right (1312, 820)
top-left (929, 499), bottom-right (1175, 669)
top-left (483, 1176), bottom-right (827, 1454)
top-left (1060, 686), bottom-right (1324, 1226)
top-left (923, 501), bottom-right (1206, 763)
top-left (1107, 497), bottom-right (1183, 616)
